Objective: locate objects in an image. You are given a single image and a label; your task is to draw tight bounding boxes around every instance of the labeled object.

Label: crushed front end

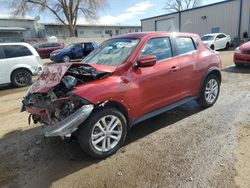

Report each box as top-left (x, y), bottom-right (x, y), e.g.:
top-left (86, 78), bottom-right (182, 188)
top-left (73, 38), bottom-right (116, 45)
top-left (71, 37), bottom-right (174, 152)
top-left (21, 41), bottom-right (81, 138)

top-left (21, 63), bottom-right (111, 138)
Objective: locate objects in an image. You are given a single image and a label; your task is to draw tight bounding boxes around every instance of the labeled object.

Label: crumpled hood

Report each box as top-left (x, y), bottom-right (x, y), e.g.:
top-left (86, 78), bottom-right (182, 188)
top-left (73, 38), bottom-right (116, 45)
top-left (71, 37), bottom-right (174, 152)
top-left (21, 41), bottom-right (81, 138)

top-left (29, 63), bottom-right (115, 94)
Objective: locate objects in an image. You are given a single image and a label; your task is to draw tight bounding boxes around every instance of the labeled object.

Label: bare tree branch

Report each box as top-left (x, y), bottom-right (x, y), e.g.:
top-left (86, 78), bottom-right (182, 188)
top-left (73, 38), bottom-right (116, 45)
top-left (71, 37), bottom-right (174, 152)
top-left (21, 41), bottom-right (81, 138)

top-left (164, 0), bottom-right (201, 12)
top-left (10, 0), bottom-right (106, 37)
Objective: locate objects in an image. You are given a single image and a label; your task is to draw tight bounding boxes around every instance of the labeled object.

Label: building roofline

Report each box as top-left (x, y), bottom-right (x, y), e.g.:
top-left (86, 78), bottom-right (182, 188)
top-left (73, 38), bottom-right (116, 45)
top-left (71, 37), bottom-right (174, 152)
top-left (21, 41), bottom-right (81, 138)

top-left (0, 16), bottom-right (34, 21)
top-left (43, 23), bottom-right (141, 28)
top-left (141, 0), bottom-right (235, 21)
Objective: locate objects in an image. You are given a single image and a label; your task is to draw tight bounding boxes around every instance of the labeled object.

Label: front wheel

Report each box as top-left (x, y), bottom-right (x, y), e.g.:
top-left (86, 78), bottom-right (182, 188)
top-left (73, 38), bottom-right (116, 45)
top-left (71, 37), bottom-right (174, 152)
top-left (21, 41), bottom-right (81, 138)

top-left (210, 45), bottom-right (215, 50)
top-left (63, 55), bottom-right (70, 63)
top-left (198, 75), bottom-right (220, 108)
top-left (78, 107), bottom-right (127, 158)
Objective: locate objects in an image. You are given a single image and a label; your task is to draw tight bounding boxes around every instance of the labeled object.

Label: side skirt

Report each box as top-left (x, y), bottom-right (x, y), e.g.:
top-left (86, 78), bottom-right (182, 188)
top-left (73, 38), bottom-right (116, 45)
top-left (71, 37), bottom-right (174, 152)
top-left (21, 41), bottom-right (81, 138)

top-left (131, 97), bottom-right (197, 126)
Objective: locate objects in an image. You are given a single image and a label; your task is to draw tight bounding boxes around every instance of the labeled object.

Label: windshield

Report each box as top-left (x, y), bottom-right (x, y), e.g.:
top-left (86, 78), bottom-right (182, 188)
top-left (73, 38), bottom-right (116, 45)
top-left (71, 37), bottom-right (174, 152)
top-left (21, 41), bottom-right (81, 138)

top-left (84, 38), bottom-right (140, 66)
top-left (65, 44), bottom-right (76, 49)
top-left (201, 35), bottom-right (215, 41)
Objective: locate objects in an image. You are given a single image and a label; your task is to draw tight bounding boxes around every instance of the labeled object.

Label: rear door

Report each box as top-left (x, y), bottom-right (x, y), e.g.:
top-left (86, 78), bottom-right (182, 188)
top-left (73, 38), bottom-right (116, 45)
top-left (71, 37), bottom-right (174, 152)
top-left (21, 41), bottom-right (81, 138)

top-left (0, 46), bottom-right (9, 84)
top-left (215, 34), bottom-right (227, 49)
top-left (2, 45), bottom-right (34, 73)
top-left (132, 37), bottom-right (182, 115)
top-left (173, 37), bottom-right (198, 97)
top-left (72, 44), bottom-right (83, 59)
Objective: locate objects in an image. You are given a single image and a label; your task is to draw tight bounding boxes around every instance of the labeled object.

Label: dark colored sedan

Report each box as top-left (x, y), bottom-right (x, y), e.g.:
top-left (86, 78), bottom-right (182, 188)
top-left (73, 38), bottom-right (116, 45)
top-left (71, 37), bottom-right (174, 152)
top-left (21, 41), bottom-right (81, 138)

top-left (234, 41), bottom-right (250, 67)
top-left (50, 42), bottom-right (98, 63)
top-left (34, 42), bottom-right (64, 59)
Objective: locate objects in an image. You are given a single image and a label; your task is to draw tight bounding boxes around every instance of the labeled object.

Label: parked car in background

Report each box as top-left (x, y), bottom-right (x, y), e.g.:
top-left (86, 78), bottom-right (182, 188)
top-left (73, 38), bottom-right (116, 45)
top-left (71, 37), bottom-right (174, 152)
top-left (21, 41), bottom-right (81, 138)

top-left (234, 41), bottom-right (250, 67)
top-left (201, 33), bottom-right (231, 50)
top-left (50, 42), bottom-right (98, 63)
top-left (34, 42), bottom-right (64, 59)
top-left (22, 32), bottom-right (221, 158)
top-left (0, 43), bottom-right (43, 87)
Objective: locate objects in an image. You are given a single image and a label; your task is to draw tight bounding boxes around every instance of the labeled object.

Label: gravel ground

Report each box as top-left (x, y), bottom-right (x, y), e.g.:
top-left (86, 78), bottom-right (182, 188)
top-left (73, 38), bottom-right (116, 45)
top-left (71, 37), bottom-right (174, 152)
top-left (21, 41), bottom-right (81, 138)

top-left (0, 51), bottom-right (250, 188)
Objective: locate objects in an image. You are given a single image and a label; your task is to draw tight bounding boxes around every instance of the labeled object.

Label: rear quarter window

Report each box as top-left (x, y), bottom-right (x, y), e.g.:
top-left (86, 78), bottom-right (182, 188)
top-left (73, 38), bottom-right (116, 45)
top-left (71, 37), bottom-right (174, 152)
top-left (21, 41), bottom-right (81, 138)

top-left (175, 37), bottom-right (196, 55)
top-left (3, 45), bottom-right (32, 58)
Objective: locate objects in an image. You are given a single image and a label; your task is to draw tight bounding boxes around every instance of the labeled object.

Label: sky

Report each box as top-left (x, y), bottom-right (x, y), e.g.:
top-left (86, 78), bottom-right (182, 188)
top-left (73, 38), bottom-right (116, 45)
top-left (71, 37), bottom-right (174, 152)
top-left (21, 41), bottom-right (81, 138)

top-left (0, 0), bottom-right (226, 26)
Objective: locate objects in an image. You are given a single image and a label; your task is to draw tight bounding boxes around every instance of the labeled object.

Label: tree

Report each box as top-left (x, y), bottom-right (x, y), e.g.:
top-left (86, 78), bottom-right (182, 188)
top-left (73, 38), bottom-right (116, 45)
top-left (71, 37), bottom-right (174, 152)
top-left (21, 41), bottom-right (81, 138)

top-left (164, 0), bottom-right (201, 12)
top-left (11, 0), bottom-right (106, 37)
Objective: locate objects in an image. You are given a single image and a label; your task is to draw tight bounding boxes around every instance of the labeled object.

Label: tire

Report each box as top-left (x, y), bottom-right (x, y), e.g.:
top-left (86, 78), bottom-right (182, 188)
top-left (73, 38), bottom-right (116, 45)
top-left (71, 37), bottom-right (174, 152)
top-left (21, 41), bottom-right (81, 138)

top-left (225, 42), bottom-right (230, 50)
top-left (11, 69), bottom-right (32, 87)
top-left (78, 107), bottom-right (127, 158)
top-left (63, 55), bottom-right (70, 63)
top-left (198, 75), bottom-right (220, 108)
top-left (210, 45), bottom-right (215, 50)
top-left (235, 63), bottom-right (244, 68)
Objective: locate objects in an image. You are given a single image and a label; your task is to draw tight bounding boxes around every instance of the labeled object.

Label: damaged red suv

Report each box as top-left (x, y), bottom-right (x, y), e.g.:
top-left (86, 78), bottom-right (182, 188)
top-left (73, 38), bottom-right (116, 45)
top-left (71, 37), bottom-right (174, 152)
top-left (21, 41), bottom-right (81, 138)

top-left (21, 32), bottom-right (221, 158)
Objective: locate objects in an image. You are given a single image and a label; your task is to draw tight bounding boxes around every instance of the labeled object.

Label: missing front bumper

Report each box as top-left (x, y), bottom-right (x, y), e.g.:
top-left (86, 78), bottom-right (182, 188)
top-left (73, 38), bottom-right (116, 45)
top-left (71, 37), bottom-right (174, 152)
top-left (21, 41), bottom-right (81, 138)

top-left (44, 104), bottom-right (94, 138)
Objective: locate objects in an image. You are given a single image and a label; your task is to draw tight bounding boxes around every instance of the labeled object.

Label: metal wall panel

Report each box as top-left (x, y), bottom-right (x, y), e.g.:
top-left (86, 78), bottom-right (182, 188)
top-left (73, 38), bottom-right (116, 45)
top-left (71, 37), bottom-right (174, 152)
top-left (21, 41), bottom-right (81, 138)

top-left (241, 0), bottom-right (250, 36)
top-left (181, 0), bottom-right (240, 38)
top-left (142, 13), bottom-right (179, 32)
top-left (141, 0), bottom-right (250, 39)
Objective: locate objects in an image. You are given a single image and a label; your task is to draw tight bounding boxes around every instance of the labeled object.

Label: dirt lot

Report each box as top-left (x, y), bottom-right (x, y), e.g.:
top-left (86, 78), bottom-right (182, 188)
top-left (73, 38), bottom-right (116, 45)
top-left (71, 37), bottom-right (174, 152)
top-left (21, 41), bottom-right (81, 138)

top-left (0, 51), bottom-right (250, 188)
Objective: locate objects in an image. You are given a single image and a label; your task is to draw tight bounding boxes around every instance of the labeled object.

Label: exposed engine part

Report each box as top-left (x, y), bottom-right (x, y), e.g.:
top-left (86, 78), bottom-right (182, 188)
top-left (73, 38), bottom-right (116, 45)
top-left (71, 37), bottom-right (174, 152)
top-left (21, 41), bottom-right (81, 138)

top-left (62, 75), bottom-right (77, 89)
top-left (21, 64), bottom-right (111, 136)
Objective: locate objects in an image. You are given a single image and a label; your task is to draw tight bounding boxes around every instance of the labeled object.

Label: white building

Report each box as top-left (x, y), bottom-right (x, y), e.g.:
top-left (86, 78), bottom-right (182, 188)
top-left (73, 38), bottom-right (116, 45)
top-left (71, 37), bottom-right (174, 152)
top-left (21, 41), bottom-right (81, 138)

top-left (141, 0), bottom-right (250, 44)
top-left (0, 16), bottom-right (37, 42)
top-left (43, 24), bottom-right (141, 38)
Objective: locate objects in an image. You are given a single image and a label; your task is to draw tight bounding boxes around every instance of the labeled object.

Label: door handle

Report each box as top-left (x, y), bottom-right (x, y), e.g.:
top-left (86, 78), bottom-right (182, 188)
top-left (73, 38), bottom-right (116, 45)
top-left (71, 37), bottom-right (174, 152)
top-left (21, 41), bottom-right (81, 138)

top-left (170, 66), bottom-right (180, 72)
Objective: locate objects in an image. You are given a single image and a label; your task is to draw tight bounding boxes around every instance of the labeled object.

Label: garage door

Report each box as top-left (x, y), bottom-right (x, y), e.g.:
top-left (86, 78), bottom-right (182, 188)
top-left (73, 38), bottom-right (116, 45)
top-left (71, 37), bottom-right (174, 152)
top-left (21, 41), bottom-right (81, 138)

top-left (156, 18), bottom-right (175, 32)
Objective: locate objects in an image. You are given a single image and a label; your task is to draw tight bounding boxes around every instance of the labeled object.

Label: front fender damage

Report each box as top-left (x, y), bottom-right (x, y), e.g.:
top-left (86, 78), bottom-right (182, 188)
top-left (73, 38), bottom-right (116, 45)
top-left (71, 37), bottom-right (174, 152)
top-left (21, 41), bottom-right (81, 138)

top-left (44, 104), bottom-right (94, 138)
top-left (21, 63), bottom-right (113, 138)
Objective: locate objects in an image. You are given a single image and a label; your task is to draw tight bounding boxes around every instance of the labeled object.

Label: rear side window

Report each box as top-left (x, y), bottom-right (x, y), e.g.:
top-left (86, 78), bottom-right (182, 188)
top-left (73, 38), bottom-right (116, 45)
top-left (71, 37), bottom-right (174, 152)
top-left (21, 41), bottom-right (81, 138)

top-left (141, 37), bottom-right (172, 61)
top-left (0, 47), bottom-right (5, 59)
top-left (175, 37), bottom-right (196, 55)
top-left (52, 43), bottom-right (61, 47)
top-left (84, 43), bottom-right (93, 49)
top-left (3, 45), bottom-right (32, 58)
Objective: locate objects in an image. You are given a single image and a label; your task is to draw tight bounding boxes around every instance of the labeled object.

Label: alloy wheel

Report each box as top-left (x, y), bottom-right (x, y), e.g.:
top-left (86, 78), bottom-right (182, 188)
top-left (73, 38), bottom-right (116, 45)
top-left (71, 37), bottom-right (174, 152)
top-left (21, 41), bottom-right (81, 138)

top-left (205, 78), bottom-right (219, 104)
top-left (91, 115), bottom-right (123, 152)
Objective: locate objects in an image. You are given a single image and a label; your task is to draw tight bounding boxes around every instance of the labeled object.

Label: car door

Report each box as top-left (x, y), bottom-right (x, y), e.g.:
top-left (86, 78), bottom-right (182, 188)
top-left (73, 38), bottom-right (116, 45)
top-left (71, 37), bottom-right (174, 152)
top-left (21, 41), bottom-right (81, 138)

top-left (71, 44), bottom-right (83, 59)
top-left (131, 37), bottom-right (182, 116)
top-left (0, 46), bottom-right (9, 84)
top-left (173, 36), bottom-right (198, 97)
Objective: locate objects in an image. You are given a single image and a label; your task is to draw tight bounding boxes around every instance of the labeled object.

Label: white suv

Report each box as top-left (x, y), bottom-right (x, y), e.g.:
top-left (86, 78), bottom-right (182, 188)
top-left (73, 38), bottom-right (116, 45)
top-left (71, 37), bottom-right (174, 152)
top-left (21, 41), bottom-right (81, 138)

top-left (0, 43), bottom-right (43, 87)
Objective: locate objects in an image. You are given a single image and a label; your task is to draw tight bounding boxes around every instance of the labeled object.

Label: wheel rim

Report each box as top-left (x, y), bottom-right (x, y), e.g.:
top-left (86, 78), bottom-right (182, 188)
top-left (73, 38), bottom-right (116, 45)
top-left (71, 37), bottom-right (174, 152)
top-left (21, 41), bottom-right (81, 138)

top-left (63, 56), bottom-right (70, 63)
top-left (14, 72), bottom-right (30, 86)
top-left (205, 79), bottom-right (218, 104)
top-left (91, 115), bottom-right (123, 152)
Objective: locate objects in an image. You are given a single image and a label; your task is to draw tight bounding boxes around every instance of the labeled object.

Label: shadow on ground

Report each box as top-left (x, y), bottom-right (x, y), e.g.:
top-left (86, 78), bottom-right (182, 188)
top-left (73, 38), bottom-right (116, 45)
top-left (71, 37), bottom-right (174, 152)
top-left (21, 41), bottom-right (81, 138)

top-left (0, 101), bottom-right (204, 187)
top-left (223, 65), bottom-right (250, 74)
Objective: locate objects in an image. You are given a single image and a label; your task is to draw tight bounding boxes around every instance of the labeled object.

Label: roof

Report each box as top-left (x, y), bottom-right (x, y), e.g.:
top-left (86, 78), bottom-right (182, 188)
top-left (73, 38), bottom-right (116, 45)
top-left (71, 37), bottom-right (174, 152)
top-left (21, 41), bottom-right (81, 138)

top-left (0, 15), bottom-right (34, 21)
top-left (114, 31), bottom-right (199, 39)
top-left (0, 27), bottom-right (26, 32)
top-left (43, 23), bottom-right (141, 28)
top-left (141, 0), bottom-right (235, 21)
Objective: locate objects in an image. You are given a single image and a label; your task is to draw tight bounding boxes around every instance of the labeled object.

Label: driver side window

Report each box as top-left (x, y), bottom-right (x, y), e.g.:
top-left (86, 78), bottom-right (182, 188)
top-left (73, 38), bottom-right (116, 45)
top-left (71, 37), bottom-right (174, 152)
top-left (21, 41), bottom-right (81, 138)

top-left (140, 37), bottom-right (172, 62)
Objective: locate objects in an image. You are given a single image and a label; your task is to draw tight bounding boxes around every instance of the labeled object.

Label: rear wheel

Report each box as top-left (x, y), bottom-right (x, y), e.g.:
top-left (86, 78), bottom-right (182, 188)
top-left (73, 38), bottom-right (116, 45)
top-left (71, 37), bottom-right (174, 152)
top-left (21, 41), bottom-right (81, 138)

top-left (225, 42), bottom-right (230, 49)
top-left (78, 107), bottom-right (127, 158)
top-left (198, 75), bottom-right (220, 108)
top-left (11, 69), bottom-right (32, 87)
